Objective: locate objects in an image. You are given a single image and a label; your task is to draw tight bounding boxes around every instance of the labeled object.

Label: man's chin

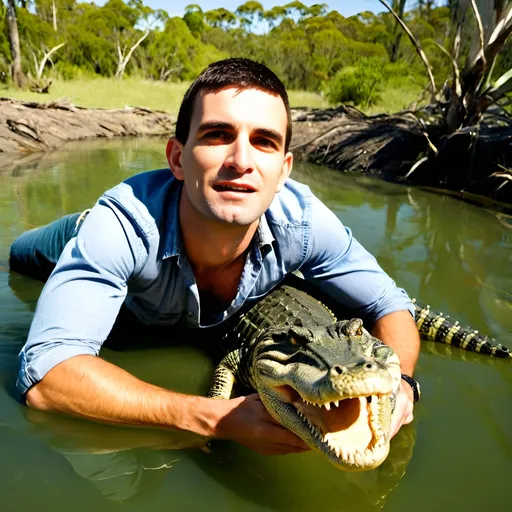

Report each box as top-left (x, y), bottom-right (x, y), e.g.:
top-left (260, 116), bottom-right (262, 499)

top-left (207, 208), bottom-right (262, 227)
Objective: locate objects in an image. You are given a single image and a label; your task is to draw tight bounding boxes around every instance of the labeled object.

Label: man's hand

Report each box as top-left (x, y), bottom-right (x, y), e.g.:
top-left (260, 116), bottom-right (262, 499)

top-left (213, 393), bottom-right (310, 455)
top-left (390, 380), bottom-right (414, 439)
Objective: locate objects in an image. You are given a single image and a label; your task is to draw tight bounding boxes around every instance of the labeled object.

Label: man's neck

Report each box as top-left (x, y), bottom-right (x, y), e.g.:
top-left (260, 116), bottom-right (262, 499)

top-left (178, 194), bottom-right (259, 272)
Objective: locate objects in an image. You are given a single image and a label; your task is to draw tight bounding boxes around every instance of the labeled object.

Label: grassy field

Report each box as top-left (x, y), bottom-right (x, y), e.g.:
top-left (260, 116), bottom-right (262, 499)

top-left (0, 77), bottom-right (422, 115)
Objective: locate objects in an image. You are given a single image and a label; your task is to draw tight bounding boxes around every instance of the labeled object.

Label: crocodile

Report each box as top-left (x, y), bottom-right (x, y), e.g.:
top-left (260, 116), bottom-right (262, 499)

top-left (207, 280), bottom-right (511, 472)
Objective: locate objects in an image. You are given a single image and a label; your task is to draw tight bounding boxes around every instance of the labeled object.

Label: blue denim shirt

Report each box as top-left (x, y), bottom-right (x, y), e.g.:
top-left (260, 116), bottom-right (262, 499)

top-left (17, 169), bottom-right (414, 395)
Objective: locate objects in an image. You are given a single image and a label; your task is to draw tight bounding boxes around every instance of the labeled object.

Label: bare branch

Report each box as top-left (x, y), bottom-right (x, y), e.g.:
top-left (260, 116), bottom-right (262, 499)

top-left (34, 42), bottom-right (65, 80)
top-left (469, 0), bottom-right (486, 68)
top-left (435, 42), bottom-right (461, 97)
top-left (378, 0), bottom-right (437, 101)
top-left (452, 9), bottom-right (464, 63)
top-left (405, 156), bottom-right (428, 179)
top-left (115, 30), bottom-right (150, 79)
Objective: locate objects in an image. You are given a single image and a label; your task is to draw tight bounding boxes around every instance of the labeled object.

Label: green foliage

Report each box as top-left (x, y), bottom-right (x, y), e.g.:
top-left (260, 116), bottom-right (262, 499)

top-left (183, 9), bottom-right (205, 38)
top-left (145, 17), bottom-right (225, 81)
top-left (327, 57), bottom-right (387, 107)
top-left (2, 0), bottom-right (504, 121)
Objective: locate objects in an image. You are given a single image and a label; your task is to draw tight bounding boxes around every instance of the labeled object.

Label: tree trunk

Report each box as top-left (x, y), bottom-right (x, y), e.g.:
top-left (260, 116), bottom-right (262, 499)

top-left (6, 0), bottom-right (27, 88)
top-left (52, 0), bottom-right (58, 32)
top-left (390, 0), bottom-right (407, 63)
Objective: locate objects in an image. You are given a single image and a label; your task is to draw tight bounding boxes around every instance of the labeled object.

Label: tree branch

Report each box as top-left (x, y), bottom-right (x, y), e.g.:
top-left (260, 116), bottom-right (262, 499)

top-left (35, 42), bottom-right (65, 80)
top-left (469, 0), bottom-right (486, 68)
top-left (378, 0), bottom-right (437, 102)
top-left (115, 30), bottom-right (150, 79)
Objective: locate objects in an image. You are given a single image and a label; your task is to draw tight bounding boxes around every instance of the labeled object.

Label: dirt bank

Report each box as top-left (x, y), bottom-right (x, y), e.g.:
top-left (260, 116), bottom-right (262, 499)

top-left (1, 99), bottom-right (510, 212)
top-left (0, 98), bottom-right (175, 170)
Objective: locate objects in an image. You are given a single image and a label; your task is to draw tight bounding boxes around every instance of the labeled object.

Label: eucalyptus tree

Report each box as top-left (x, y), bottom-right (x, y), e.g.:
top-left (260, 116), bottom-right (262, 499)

top-left (183, 4), bottom-right (205, 38)
top-left (5, 0), bottom-right (27, 86)
top-left (204, 8), bottom-right (237, 29)
top-left (262, 5), bottom-right (287, 29)
top-left (235, 1), bottom-right (264, 32)
top-left (390, 0), bottom-right (407, 62)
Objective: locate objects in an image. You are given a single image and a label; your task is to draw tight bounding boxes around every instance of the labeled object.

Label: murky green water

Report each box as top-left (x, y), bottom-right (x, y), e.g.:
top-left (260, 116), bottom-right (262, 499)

top-left (0, 138), bottom-right (510, 512)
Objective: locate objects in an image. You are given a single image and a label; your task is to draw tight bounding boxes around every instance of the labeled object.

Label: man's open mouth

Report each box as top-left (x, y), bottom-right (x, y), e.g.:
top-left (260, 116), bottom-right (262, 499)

top-left (214, 184), bottom-right (255, 193)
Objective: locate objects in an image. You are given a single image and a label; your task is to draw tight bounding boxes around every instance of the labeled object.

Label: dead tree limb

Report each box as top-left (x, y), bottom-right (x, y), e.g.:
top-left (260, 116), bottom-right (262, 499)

top-left (32, 42), bottom-right (65, 81)
top-left (115, 30), bottom-right (150, 79)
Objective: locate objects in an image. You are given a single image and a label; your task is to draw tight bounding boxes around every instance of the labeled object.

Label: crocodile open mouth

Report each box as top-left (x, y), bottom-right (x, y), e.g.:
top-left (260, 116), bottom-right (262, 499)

top-left (275, 384), bottom-right (389, 466)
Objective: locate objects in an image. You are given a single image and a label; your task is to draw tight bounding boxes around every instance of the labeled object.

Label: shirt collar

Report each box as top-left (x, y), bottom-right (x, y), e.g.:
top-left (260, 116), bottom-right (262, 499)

top-left (160, 179), bottom-right (183, 261)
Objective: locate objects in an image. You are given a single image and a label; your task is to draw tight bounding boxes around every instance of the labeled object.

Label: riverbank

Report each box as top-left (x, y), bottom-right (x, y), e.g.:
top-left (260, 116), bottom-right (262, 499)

top-left (1, 98), bottom-right (510, 213)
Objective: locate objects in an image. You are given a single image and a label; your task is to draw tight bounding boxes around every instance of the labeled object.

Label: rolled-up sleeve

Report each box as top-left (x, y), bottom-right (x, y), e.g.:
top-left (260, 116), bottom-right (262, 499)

top-left (301, 195), bottom-right (414, 325)
top-left (17, 200), bottom-right (147, 396)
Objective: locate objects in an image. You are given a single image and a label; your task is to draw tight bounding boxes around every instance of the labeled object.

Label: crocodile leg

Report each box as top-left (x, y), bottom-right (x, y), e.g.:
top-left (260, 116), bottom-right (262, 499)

top-left (208, 349), bottom-right (242, 399)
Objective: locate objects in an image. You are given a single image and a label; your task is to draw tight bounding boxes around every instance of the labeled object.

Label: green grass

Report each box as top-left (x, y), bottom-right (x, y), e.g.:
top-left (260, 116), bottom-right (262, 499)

top-left (0, 76), bottom-right (424, 115)
top-left (1, 77), bottom-right (330, 112)
top-left (363, 80), bottom-right (425, 115)
top-left (0, 77), bottom-right (192, 113)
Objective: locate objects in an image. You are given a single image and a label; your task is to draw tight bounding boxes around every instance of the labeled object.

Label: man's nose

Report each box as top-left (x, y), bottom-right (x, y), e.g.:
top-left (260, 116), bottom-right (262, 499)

top-left (225, 136), bottom-right (254, 174)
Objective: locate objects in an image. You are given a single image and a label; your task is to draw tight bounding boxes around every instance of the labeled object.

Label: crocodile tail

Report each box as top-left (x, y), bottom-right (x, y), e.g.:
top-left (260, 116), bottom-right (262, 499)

top-left (412, 300), bottom-right (512, 359)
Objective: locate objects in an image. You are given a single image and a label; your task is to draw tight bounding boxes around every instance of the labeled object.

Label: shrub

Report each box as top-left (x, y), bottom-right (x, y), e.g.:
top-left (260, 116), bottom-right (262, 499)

top-left (327, 57), bottom-right (385, 107)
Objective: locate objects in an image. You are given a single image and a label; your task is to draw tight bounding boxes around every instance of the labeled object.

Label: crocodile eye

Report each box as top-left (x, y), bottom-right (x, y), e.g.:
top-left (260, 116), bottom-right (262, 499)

top-left (289, 337), bottom-right (298, 346)
top-left (355, 326), bottom-right (363, 336)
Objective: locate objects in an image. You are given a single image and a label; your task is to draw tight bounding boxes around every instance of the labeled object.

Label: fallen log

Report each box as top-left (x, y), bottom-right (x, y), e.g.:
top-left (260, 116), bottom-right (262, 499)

top-left (291, 105), bottom-right (512, 211)
top-left (0, 98), bottom-right (175, 166)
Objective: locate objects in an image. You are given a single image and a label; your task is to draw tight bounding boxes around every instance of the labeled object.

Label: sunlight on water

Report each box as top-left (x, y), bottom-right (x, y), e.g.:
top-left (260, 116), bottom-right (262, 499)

top-left (0, 138), bottom-right (510, 511)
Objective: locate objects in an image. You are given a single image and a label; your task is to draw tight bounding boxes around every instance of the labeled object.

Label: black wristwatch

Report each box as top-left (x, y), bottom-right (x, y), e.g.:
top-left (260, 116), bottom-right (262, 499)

top-left (401, 374), bottom-right (421, 403)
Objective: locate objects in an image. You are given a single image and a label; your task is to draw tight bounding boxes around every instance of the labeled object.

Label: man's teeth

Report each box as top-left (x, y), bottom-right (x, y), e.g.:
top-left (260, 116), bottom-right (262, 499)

top-left (220, 185), bottom-right (251, 191)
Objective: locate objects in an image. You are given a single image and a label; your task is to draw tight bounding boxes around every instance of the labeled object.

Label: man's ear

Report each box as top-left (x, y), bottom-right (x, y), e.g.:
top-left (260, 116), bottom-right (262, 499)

top-left (166, 137), bottom-right (185, 181)
top-left (276, 151), bottom-right (293, 192)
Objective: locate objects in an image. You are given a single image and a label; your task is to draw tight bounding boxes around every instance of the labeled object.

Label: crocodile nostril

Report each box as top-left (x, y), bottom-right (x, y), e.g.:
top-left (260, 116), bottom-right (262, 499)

top-left (333, 365), bottom-right (345, 375)
top-left (365, 362), bottom-right (376, 370)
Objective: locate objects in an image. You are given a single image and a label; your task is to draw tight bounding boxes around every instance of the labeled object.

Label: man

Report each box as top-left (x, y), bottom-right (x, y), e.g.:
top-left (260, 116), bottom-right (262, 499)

top-left (11, 58), bottom-right (419, 456)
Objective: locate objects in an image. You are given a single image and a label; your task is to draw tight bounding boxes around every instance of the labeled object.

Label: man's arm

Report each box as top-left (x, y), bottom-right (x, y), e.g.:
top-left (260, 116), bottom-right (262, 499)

top-left (20, 202), bottom-right (307, 455)
top-left (26, 355), bottom-right (308, 455)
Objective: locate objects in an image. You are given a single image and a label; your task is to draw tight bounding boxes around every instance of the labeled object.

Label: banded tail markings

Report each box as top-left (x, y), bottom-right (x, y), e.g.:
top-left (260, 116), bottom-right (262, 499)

top-left (411, 299), bottom-right (511, 359)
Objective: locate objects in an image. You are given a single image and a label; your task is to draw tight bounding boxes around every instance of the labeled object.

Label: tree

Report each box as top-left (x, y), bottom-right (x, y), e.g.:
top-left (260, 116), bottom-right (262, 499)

top-left (6, 0), bottom-right (27, 87)
top-left (235, 1), bottom-right (264, 32)
top-left (183, 4), bottom-right (204, 38)
top-left (262, 5), bottom-right (287, 30)
top-left (204, 8), bottom-right (237, 29)
top-left (390, 0), bottom-right (407, 62)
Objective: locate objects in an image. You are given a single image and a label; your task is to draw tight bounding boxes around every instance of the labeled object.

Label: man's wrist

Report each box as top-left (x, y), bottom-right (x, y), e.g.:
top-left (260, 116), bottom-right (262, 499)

top-left (400, 374), bottom-right (420, 403)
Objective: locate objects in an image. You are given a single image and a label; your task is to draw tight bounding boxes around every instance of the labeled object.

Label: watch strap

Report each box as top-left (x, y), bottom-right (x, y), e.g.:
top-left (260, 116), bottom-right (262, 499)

top-left (401, 374), bottom-right (421, 403)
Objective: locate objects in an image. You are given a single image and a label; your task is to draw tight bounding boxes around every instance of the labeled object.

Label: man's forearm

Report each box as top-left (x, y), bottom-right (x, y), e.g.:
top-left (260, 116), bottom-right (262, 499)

top-left (25, 354), bottom-right (310, 455)
top-left (370, 310), bottom-right (420, 376)
top-left (25, 354), bottom-right (221, 438)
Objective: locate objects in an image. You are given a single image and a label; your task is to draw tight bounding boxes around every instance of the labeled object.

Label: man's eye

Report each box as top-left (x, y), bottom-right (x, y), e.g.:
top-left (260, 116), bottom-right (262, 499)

top-left (253, 138), bottom-right (277, 149)
top-left (204, 131), bottom-right (229, 141)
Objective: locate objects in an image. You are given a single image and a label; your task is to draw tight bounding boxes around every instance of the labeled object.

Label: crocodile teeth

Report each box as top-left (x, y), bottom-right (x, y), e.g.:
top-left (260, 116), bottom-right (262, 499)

top-left (324, 402), bottom-right (331, 411)
top-left (333, 401), bottom-right (339, 407)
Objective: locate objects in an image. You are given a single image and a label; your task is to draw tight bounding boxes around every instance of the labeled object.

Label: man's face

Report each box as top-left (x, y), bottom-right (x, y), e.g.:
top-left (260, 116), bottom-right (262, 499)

top-left (167, 87), bottom-right (293, 227)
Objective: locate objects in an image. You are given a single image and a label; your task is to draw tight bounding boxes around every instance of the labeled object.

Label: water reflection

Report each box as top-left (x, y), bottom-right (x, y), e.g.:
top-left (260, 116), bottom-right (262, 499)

top-left (17, 404), bottom-right (416, 509)
top-left (0, 139), bottom-right (510, 511)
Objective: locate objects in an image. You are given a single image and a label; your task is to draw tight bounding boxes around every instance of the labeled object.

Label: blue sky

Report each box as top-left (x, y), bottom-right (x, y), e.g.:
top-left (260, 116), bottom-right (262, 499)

top-left (92, 1), bottom-right (399, 18)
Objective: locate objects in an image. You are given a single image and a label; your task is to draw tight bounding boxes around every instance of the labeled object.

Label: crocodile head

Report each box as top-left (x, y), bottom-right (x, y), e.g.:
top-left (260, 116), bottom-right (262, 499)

top-left (250, 319), bottom-right (401, 471)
